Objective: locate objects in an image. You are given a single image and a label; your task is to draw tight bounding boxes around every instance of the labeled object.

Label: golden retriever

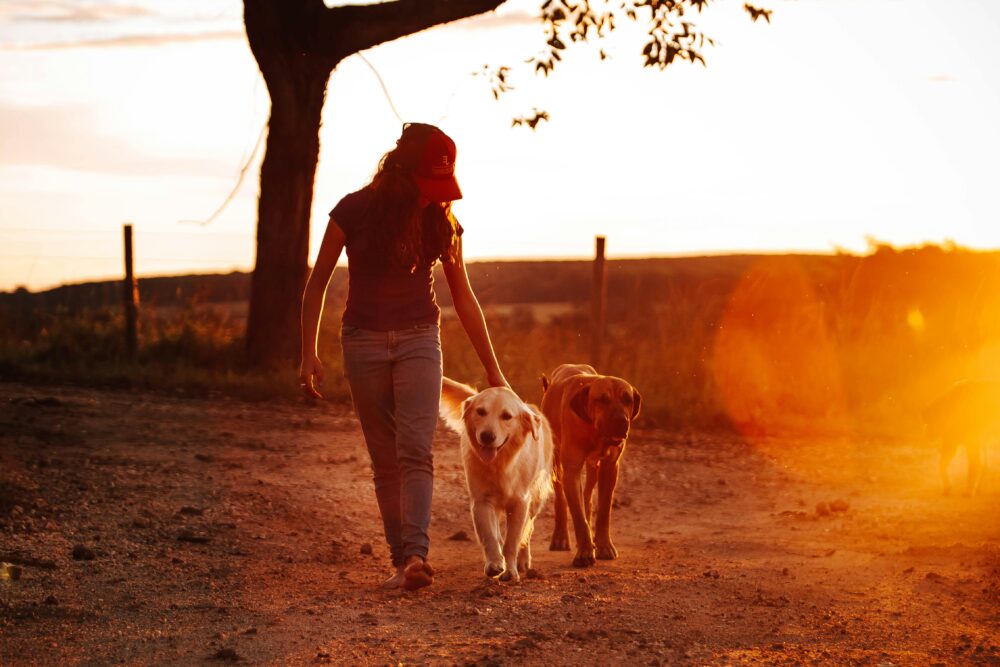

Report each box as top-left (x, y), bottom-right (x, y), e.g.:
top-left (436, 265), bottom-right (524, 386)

top-left (923, 380), bottom-right (1000, 496)
top-left (440, 378), bottom-right (554, 582)
top-left (541, 364), bottom-right (641, 568)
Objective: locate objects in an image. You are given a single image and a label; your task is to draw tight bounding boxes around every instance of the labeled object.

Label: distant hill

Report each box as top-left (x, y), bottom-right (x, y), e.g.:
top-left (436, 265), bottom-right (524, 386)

top-left (0, 271), bottom-right (254, 313)
top-left (0, 254), bottom-right (815, 313)
top-left (2, 247), bottom-right (997, 323)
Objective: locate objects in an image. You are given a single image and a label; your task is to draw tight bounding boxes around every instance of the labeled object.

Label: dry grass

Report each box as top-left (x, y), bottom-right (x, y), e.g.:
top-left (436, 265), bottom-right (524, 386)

top-left (442, 246), bottom-right (1000, 438)
top-left (3, 245), bottom-right (999, 436)
top-left (0, 305), bottom-right (287, 400)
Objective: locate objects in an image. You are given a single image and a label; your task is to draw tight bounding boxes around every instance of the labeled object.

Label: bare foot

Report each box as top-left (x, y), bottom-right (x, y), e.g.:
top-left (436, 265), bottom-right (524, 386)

top-left (402, 556), bottom-right (434, 591)
top-left (381, 565), bottom-right (405, 589)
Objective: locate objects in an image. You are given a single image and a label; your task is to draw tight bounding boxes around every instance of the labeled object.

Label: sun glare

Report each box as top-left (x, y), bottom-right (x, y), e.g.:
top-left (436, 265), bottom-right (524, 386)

top-left (907, 307), bottom-right (926, 335)
top-left (712, 257), bottom-right (849, 443)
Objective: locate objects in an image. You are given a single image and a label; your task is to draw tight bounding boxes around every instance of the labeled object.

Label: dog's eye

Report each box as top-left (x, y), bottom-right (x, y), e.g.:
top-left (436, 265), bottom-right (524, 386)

top-left (596, 395), bottom-right (611, 404)
top-left (500, 412), bottom-right (512, 420)
top-left (476, 408), bottom-right (487, 416)
top-left (622, 394), bottom-right (633, 404)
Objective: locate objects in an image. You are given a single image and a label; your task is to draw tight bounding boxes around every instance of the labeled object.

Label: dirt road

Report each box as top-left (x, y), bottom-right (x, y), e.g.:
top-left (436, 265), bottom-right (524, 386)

top-left (1, 382), bottom-right (997, 665)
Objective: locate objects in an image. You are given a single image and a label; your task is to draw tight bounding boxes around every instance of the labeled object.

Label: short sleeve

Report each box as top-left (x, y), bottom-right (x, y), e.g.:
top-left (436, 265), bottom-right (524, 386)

top-left (329, 189), bottom-right (368, 242)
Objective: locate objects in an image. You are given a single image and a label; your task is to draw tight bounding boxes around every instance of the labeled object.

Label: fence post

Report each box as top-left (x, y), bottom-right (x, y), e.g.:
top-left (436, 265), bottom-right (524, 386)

top-left (591, 235), bottom-right (607, 370)
top-left (123, 224), bottom-right (138, 358)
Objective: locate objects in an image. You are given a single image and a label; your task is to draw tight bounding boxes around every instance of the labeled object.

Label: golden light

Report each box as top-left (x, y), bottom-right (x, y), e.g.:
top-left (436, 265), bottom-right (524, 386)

top-left (907, 307), bottom-right (926, 334)
top-left (712, 257), bottom-right (849, 450)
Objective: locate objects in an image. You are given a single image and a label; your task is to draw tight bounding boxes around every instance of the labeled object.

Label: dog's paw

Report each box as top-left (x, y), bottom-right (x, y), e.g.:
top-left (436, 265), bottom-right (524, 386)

top-left (572, 548), bottom-right (596, 568)
top-left (549, 534), bottom-right (571, 551)
top-left (595, 542), bottom-right (618, 560)
top-left (484, 560), bottom-right (506, 578)
top-left (499, 569), bottom-right (520, 583)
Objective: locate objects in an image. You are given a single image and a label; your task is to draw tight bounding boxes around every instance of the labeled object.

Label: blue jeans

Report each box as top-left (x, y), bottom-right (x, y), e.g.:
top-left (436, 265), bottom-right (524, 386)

top-left (340, 323), bottom-right (442, 566)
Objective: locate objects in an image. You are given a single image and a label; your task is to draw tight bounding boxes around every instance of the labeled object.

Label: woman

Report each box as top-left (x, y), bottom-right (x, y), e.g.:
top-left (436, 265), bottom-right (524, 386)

top-left (298, 122), bottom-right (508, 591)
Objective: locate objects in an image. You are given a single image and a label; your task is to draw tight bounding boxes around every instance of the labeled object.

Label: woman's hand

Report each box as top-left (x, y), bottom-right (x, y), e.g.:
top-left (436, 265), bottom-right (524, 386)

top-left (486, 368), bottom-right (510, 389)
top-left (298, 354), bottom-right (325, 399)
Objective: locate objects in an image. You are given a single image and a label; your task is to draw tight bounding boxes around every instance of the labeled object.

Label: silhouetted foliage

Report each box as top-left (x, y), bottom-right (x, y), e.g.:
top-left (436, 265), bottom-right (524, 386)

top-left (511, 109), bottom-right (550, 129)
top-left (486, 1), bottom-right (771, 120)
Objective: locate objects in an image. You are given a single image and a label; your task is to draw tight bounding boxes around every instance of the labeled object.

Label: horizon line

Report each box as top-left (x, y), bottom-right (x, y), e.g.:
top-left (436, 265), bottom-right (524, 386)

top-left (6, 242), bottom-right (995, 295)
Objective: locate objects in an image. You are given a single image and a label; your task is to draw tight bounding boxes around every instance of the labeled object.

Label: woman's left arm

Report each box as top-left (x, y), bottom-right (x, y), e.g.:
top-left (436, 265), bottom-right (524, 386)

top-left (442, 238), bottom-right (509, 389)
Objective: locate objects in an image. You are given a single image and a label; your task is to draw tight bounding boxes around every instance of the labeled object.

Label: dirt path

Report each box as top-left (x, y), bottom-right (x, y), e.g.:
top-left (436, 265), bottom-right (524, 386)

top-left (1, 382), bottom-right (998, 666)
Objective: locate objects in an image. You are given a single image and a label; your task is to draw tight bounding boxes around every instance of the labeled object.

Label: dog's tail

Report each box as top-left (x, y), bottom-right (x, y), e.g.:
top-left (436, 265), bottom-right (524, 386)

top-left (440, 377), bottom-right (476, 434)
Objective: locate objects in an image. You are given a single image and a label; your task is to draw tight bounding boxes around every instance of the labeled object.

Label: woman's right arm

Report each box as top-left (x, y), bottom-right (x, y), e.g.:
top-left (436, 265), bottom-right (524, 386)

top-left (299, 216), bottom-right (347, 398)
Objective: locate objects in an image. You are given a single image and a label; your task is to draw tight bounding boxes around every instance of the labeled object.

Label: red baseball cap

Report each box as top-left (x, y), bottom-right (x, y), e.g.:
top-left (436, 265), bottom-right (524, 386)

top-left (406, 123), bottom-right (463, 202)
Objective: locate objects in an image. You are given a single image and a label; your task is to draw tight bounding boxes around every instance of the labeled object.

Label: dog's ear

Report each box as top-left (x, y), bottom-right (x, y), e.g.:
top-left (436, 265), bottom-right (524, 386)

top-left (520, 409), bottom-right (540, 440)
top-left (570, 384), bottom-right (591, 423)
top-left (457, 398), bottom-right (480, 436)
top-left (461, 397), bottom-right (476, 420)
top-left (630, 387), bottom-right (642, 421)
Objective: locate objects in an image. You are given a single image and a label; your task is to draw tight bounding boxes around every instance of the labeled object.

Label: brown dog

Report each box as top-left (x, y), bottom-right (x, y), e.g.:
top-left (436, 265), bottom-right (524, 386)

top-left (541, 364), bottom-right (641, 567)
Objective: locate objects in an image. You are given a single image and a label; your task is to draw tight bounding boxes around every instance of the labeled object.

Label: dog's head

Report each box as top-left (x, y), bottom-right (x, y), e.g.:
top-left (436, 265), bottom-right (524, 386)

top-left (569, 375), bottom-right (641, 448)
top-left (460, 387), bottom-right (541, 464)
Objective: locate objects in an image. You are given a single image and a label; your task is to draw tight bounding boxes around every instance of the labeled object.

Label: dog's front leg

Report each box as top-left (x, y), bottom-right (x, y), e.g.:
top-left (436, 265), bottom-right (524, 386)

top-left (499, 500), bottom-right (529, 582)
top-left (472, 500), bottom-right (505, 578)
top-left (584, 464), bottom-right (598, 525)
top-left (594, 457), bottom-right (620, 560)
top-left (563, 462), bottom-right (596, 567)
top-left (518, 518), bottom-right (534, 574)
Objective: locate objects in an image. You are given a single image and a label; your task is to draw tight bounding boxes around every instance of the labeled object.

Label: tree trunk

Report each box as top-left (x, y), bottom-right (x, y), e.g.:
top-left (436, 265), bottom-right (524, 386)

top-left (245, 57), bottom-right (332, 368)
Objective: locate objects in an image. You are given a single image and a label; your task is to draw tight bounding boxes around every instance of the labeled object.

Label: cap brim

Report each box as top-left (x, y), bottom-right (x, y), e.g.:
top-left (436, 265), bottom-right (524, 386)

top-left (414, 175), bottom-right (463, 202)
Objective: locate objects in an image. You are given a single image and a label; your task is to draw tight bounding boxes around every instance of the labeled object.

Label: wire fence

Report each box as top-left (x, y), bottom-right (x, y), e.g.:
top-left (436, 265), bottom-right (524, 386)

top-left (0, 225), bottom-right (257, 292)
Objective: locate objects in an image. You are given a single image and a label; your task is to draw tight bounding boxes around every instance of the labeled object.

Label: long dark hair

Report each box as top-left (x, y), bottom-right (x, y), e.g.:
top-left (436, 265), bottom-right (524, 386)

top-left (365, 124), bottom-right (461, 272)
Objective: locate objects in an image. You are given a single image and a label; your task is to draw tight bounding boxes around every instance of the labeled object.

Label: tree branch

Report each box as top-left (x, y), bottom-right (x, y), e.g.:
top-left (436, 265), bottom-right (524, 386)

top-left (314, 0), bottom-right (507, 57)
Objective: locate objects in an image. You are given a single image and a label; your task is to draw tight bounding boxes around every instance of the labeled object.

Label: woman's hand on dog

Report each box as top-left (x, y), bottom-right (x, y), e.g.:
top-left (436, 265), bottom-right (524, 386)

top-left (298, 354), bottom-right (325, 399)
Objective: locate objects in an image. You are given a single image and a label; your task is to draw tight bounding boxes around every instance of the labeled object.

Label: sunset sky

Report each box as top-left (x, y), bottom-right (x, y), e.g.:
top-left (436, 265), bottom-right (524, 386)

top-left (1, 0), bottom-right (999, 291)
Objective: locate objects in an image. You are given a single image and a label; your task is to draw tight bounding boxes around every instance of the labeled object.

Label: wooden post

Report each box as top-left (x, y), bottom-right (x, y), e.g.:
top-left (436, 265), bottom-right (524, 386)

top-left (123, 224), bottom-right (138, 358)
top-left (591, 236), bottom-right (607, 370)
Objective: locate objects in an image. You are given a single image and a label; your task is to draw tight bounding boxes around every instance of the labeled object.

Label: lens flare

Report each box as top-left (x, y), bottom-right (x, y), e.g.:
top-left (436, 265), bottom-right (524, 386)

top-left (712, 257), bottom-right (851, 468)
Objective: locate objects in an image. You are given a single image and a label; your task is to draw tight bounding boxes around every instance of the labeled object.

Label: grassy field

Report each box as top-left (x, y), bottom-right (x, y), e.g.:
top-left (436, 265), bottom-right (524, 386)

top-left (3, 244), bottom-right (999, 437)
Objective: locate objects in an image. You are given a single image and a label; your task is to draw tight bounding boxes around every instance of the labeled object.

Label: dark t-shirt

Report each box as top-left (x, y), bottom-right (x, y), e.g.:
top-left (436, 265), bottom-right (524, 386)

top-left (330, 187), bottom-right (462, 331)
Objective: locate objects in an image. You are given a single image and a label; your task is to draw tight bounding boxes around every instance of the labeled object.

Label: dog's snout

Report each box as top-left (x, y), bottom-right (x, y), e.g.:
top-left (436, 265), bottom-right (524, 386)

top-left (610, 415), bottom-right (630, 437)
top-left (479, 430), bottom-right (496, 445)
